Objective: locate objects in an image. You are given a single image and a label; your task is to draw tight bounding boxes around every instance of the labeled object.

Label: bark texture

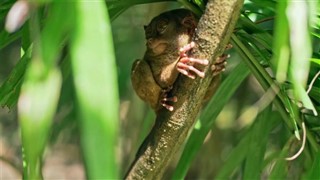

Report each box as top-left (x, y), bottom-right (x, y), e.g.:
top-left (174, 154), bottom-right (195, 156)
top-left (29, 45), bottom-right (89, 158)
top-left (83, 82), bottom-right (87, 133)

top-left (126, 0), bottom-right (244, 179)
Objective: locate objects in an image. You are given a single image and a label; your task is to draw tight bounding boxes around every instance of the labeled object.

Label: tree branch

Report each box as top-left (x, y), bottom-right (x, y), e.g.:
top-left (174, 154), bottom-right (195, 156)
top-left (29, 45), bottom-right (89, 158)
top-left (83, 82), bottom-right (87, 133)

top-left (126, 0), bottom-right (244, 179)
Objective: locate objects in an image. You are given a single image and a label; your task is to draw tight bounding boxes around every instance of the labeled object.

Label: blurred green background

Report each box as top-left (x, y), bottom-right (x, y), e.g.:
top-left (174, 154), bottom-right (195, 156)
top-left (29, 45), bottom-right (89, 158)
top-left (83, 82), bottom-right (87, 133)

top-left (1, 0), bottom-right (320, 179)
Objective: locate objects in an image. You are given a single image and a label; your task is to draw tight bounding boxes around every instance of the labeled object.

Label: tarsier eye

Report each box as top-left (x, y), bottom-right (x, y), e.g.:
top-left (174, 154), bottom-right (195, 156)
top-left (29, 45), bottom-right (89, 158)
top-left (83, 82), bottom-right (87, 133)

top-left (156, 19), bottom-right (169, 34)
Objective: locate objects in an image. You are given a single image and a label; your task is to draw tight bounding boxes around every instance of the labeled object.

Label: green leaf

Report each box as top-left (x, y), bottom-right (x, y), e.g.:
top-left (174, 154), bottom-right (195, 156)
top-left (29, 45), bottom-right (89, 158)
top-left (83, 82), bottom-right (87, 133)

top-left (311, 58), bottom-right (320, 66)
top-left (272, 0), bottom-right (289, 83)
top-left (268, 146), bottom-right (289, 179)
top-left (17, 1), bottom-right (75, 178)
top-left (0, 30), bottom-right (21, 49)
top-left (287, 0), bottom-right (317, 116)
top-left (38, 1), bottom-right (75, 72)
top-left (19, 66), bottom-right (62, 179)
top-left (243, 106), bottom-right (273, 179)
top-left (215, 131), bottom-right (250, 179)
top-left (306, 151), bottom-right (320, 179)
top-left (309, 87), bottom-right (320, 104)
top-left (70, 1), bottom-right (119, 179)
top-left (215, 107), bottom-right (277, 179)
top-left (268, 158), bottom-right (287, 179)
top-left (232, 33), bottom-right (295, 132)
top-left (173, 61), bottom-right (250, 179)
top-left (0, 48), bottom-right (31, 108)
top-left (248, 0), bottom-right (276, 11)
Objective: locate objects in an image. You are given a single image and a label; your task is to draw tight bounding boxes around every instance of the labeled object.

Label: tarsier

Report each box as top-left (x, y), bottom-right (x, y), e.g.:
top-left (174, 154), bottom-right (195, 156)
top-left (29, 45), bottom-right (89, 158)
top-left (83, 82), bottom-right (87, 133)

top-left (131, 9), bottom-right (228, 112)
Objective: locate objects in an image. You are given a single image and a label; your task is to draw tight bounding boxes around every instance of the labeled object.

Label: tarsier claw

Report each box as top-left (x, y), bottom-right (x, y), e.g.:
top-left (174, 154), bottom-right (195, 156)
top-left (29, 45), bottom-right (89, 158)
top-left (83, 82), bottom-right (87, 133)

top-left (177, 41), bottom-right (208, 79)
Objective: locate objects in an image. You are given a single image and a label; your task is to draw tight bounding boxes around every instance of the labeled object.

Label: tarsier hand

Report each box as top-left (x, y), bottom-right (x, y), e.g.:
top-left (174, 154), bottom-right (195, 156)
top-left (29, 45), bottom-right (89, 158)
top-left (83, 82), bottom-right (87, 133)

top-left (177, 42), bottom-right (231, 79)
top-left (177, 42), bottom-right (209, 79)
top-left (159, 42), bottom-right (230, 111)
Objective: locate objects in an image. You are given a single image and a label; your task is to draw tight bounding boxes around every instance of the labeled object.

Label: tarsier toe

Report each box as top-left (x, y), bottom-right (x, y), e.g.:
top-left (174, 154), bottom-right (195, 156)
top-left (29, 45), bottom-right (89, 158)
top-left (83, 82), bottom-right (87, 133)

top-left (217, 54), bottom-right (230, 63)
top-left (225, 43), bottom-right (233, 50)
top-left (161, 103), bottom-right (174, 111)
top-left (179, 41), bottom-right (195, 54)
top-left (161, 94), bottom-right (178, 111)
top-left (177, 63), bottom-right (202, 79)
top-left (162, 96), bottom-right (178, 102)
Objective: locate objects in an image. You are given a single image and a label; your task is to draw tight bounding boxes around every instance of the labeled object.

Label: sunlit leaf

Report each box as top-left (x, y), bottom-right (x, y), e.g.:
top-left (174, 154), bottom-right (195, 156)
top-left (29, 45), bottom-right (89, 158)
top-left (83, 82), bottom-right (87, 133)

top-left (70, 1), bottom-right (119, 178)
top-left (287, 0), bottom-right (317, 116)
top-left (19, 65), bottom-right (62, 179)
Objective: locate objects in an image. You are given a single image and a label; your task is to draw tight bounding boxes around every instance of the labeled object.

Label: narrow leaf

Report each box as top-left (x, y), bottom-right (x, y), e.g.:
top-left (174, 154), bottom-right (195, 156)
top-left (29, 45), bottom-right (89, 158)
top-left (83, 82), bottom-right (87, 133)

top-left (306, 151), bottom-right (320, 179)
top-left (18, 66), bottom-right (62, 179)
top-left (173, 61), bottom-right (250, 179)
top-left (287, 0), bottom-right (317, 116)
top-left (70, 1), bottom-right (119, 178)
top-left (243, 106), bottom-right (273, 179)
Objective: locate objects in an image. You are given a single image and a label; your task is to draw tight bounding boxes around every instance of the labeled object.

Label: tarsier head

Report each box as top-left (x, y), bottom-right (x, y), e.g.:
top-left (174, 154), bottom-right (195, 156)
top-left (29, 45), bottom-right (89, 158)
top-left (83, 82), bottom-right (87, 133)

top-left (143, 9), bottom-right (198, 52)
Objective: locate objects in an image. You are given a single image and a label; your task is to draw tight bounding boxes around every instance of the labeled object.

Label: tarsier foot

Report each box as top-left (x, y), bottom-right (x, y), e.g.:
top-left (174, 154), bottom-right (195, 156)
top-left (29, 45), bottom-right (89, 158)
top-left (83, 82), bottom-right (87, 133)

top-left (211, 54), bottom-right (229, 76)
top-left (211, 44), bottom-right (232, 76)
top-left (160, 93), bottom-right (177, 111)
top-left (177, 42), bottom-right (209, 79)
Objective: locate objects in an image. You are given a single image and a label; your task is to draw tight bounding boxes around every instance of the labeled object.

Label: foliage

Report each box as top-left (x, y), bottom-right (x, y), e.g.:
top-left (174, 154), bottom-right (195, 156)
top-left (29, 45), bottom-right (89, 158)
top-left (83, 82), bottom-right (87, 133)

top-left (1, 0), bottom-right (119, 179)
top-left (0, 0), bottom-right (319, 179)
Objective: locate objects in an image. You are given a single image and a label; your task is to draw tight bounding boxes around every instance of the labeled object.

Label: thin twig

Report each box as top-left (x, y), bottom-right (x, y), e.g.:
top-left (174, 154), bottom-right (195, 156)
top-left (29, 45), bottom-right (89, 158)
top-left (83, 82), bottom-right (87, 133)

top-left (306, 70), bottom-right (320, 94)
top-left (255, 16), bottom-right (274, 24)
top-left (285, 122), bottom-right (306, 161)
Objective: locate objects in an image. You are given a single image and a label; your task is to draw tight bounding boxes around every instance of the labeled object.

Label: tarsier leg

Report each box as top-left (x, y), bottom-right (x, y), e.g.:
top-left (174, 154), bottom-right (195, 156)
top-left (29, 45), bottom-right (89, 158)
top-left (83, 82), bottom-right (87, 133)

top-left (176, 42), bottom-right (209, 79)
top-left (131, 59), bottom-right (162, 110)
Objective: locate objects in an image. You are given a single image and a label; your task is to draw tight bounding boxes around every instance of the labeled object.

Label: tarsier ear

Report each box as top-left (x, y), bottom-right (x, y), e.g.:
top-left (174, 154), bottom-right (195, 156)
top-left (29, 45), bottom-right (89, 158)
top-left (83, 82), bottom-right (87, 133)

top-left (181, 14), bottom-right (197, 34)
